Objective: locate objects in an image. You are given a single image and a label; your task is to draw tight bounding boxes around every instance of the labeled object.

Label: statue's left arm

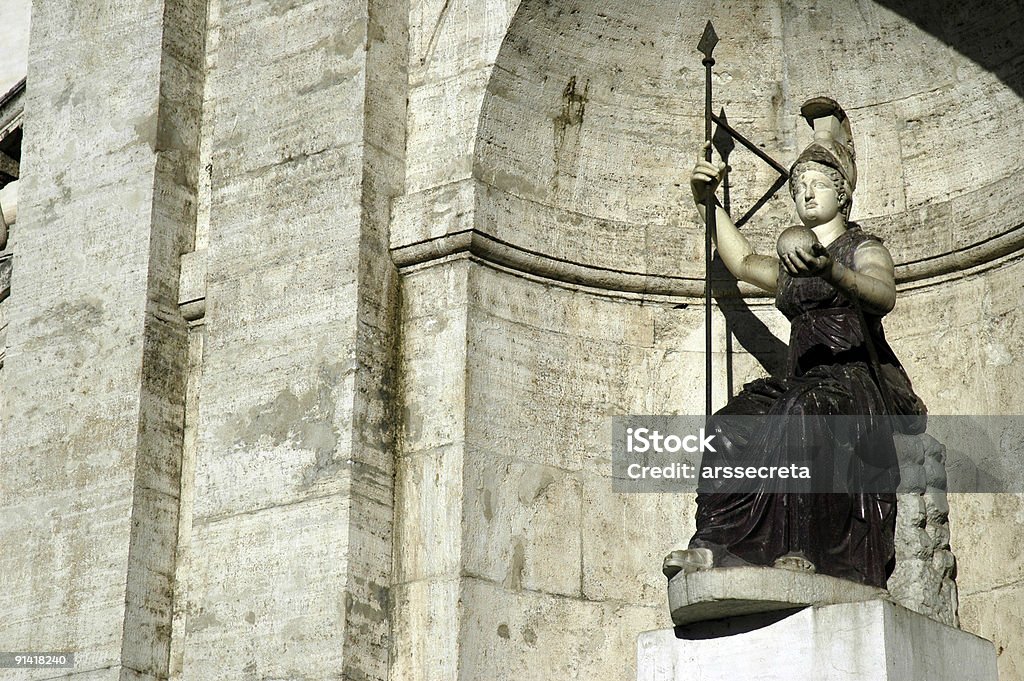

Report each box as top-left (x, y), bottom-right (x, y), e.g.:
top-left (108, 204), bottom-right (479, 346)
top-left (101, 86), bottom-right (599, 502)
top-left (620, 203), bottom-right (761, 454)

top-left (830, 240), bottom-right (896, 315)
top-left (789, 240), bottom-right (896, 315)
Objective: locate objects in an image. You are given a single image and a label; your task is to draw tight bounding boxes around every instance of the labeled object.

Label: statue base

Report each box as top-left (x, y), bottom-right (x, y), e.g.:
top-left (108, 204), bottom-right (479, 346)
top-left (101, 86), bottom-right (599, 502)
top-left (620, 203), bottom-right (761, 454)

top-left (668, 566), bottom-right (887, 626)
top-left (639, 600), bottom-right (997, 681)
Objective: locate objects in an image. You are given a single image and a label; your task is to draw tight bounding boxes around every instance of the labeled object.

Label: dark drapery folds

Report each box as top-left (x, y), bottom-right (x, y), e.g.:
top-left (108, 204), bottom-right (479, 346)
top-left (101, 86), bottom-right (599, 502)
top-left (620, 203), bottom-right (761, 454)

top-left (688, 226), bottom-right (926, 587)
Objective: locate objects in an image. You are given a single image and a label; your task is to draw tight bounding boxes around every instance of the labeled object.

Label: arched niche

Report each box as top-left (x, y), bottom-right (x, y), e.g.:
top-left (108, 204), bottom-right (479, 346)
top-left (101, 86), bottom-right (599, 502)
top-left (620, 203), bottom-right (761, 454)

top-left (466, 0), bottom-right (1024, 296)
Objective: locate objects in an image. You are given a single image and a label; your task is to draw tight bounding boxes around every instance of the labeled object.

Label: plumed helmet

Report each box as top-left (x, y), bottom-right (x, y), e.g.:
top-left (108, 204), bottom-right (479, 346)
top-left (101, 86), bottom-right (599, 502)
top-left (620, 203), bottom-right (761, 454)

top-left (791, 97), bottom-right (857, 194)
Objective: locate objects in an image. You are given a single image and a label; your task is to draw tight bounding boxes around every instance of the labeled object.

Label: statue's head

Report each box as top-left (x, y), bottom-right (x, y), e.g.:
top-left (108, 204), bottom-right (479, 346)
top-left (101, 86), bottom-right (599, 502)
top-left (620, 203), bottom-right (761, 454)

top-left (789, 97), bottom-right (857, 221)
top-left (790, 162), bottom-right (850, 225)
top-left (789, 159), bottom-right (852, 221)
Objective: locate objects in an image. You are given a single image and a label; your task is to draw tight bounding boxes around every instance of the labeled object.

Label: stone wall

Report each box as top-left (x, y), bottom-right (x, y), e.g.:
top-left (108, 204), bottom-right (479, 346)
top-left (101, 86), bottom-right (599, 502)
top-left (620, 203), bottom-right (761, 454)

top-left (394, 1), bottom-right (1024, 679)
top-left (0, 0), bottom-right (206, 678)
top-left (170, 0), bottom-right (407, 678)
top-left (888, 262), bottom-right (1024, 680)
top-left (2, 0), bottom-right (1023, 680)
top-left (1, 0), bottom-right (407, 679)
top-left (0, 0), bottom-right (29, 98)
top-left (394, 256), bottom-right (791, 679)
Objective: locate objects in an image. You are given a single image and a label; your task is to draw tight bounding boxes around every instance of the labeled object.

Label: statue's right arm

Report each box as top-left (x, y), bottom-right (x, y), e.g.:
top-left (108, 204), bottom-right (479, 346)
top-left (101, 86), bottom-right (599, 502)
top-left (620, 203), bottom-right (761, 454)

top-left (691, 155), bottom-right (778, 293)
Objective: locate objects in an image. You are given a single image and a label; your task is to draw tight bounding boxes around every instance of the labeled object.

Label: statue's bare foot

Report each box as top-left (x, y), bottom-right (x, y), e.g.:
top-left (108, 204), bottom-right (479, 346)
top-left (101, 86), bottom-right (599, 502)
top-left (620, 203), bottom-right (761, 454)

top-left (773, 553), bottom-right (816, 573)
top-left (662, 548), bottom-right (714, 579)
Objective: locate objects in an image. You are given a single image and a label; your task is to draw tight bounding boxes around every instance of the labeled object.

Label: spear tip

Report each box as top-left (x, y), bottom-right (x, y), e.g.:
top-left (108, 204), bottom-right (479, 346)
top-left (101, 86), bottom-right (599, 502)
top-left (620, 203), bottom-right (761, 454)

top-left (712, 108), bottom-right (735, 158)
top-left (697, 20), bottom-right (719, 58)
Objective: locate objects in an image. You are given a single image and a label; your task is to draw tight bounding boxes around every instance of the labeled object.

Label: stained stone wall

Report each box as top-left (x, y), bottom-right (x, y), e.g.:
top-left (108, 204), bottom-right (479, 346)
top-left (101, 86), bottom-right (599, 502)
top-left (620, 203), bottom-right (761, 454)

top-left (0, 0), bottom-right (26, 394)
top-left (394, 1), bottom-right (1024, 680)
top-left (1, 1), bottom-right (1023, 681)
top-left (169, 0), bottom-right (407, 678)
top-left (0, 1), bottom-right (29, 98)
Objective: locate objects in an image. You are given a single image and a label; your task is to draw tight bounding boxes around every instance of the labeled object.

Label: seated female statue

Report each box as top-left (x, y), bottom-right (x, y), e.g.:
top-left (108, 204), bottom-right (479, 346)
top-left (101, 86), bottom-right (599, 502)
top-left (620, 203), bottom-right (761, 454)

top-left (665, 97), bottom-right (926, 587)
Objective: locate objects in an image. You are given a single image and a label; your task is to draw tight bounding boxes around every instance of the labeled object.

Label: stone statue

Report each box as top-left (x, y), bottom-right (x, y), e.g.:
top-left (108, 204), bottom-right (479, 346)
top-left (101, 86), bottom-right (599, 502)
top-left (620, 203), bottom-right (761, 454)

top-left (0, 177), bottom-right (15, 250)
top-left (665, 97), bottom-right (927, 588)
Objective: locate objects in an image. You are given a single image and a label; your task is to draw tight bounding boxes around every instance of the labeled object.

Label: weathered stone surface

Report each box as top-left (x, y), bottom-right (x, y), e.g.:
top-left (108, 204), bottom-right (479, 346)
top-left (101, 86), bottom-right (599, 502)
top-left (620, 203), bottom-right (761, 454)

top-left (4, 0), bottom-right (1024, 679)
top-left (668, 567), bottom-right (888, 626)
top-left (179, 497), bottom-right (353, 679)
top-left (958, 581), bottom-right (1024, 681)
top-left (0, 1), bottom-right (29, 98)
top-left (581, 473), bottom-right (695, 608)
top-left (459, 579), bottom-right (664, 681)
top-left (393, 256), bottom-right (780, 679)
top-left (949, 490), bottom-right (1024, 681)
top-left (389, 578), bottom-right (462, 681)
top-left (405, 0), bottom-right (518, 193)
top-left (392, 0), bottom-right (1023, 671)
top-left (464, 453), bottom-right (584, 597)
top-left (399, 261), bottom-right (469, 456)
top-left (394, 447), bottom-right (464, 583)
top-left (464, 0), bottom-right (1024, 289)
top-left (890, 433), bottom-right (959, 627)
top-left (177, 248), bottom-right (206, 320)
top-left (175, 0), bottom-right (407, 677)
top-left (0, 0), bottom-right (204, 677)
top-left (639, 600), bottom-right (998, 681)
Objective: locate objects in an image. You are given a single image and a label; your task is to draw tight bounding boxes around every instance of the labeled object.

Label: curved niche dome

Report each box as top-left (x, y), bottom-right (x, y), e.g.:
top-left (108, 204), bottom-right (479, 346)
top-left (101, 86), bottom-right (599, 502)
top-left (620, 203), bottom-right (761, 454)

top-left (472, 0), bottom-right (1024, 295)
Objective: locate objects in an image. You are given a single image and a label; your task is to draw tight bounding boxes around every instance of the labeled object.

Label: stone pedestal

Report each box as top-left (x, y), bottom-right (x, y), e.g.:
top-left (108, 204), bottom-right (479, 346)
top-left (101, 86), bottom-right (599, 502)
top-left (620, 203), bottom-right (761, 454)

top-left (638, 600), bottom-right (998, 681)
top-left (668, 567), bottom-right (887, 626)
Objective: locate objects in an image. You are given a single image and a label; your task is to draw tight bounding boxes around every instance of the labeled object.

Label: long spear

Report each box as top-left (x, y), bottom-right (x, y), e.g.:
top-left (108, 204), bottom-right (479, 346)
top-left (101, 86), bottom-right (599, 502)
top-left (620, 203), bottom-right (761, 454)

top-left (697, 21), bottom-right (719, 417)
top-left (713, 108), bottom-right (735, 398)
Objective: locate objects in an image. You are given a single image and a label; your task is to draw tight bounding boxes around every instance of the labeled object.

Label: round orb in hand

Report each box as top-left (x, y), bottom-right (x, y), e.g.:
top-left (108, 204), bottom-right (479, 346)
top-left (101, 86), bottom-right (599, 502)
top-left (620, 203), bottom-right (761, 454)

top-left (776, 225), bottom-right (820, 259)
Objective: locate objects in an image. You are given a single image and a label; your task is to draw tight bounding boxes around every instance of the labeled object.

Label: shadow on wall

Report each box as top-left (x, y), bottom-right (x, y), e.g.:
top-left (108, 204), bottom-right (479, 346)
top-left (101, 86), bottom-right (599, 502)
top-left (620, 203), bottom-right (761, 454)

top-left (470, 0), bottom-right (1024, 381)
top-left (876, 0), bottom-right (1024, 98)
top-left (711, 255), bottom-right (789, 384)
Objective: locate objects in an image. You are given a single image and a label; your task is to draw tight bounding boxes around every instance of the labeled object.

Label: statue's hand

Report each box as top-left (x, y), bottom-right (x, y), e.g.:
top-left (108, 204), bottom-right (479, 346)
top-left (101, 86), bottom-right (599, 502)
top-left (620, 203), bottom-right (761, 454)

top-left (691, 143), bottom-right (726, 205)
top-left (781, 242), bottom-right (832, 278)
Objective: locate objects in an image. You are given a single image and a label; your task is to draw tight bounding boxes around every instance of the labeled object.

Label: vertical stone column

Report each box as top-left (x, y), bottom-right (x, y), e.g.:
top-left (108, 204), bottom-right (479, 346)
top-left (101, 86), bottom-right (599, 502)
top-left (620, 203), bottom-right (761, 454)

top-left (0, 0), bottom-right (206, 679)
top-left (174, 0), bottom-right (407, 678)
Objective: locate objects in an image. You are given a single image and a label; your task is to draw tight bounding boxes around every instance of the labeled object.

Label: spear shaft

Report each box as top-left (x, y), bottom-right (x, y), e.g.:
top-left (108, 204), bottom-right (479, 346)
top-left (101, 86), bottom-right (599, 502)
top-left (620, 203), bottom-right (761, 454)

top-left (697, 21), bottom-right (719, 416)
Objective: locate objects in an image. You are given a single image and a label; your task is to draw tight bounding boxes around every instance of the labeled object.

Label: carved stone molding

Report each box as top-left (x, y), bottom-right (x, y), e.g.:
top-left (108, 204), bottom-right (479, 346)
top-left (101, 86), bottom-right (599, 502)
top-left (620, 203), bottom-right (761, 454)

top-left (178, 248), bottom-right (207, 323)
top-left (390, 179), bottom-right (1024, 298)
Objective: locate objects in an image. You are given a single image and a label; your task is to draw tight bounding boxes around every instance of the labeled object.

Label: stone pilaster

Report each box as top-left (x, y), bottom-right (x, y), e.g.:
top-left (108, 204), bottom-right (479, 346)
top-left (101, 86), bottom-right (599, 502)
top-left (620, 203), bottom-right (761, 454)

top-left (0, 0), bottom-right (207, 678)
top-left (173, 0), bottom-right (407, 678)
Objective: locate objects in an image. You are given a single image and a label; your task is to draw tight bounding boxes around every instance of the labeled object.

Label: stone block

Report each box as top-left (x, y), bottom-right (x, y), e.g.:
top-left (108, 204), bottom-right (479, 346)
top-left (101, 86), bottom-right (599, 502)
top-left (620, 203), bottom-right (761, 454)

top-left (400, 257), bottom-right (470, 320)
top-left (898, 78), bottom-right (1021, 214)
top-left (849, 103), bottom-right (907, 221)
top-left (458, 578), bottom-right (602, 681)
top-left (406, 67), bottom-right (490, 193)
top-left (466, 306), bottom-right (639, 472)
top-left (948, 493), bottom-right (1024, 596)
top-left (393, 447), bottom-right (464, 583)
top-left (667, 567), bottom-right (887, 627)
top-left (581, 472), bottom-right (695, 607)
top-left (0, 486), bottom-right (130, 672)
top-left (468, 263), bottom-right (656, 347)
top-left (179, 496), bottom-right (351, 680)
top-left (399, 278), bottom-right (468, 455)
top-left (390, 178), bottom-right (476, 249)
top-left (959, 582), bottom-right (1024, 681)
top-left (191, 364), bottom-right (357, 520)
top-left (462, 452), bottom-right (583, 597)
top-left (209, 0), bottom-right (367, 176)
top-left (177, 248), bottom-right (207, 309)
top-left (388, 578), bottom-right (461, 681)
top-left (883, 284), bottom-right (989, 413)
top-left (587, 603), bottom-right (665, 681)
top-left (639, 600), bottom-right (997, 681)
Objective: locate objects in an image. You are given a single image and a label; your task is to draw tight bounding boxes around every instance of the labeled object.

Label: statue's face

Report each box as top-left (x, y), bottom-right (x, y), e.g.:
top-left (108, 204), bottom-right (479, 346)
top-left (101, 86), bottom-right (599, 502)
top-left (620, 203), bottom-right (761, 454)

top-left (793, 169), bottom-right (841, 227)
